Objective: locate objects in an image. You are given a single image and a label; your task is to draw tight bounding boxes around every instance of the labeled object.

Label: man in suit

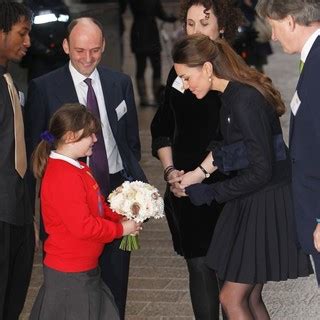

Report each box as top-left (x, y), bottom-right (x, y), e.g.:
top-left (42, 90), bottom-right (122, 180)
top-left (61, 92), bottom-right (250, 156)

top-left (256, 0), bottom-right (320, 284)
top-left (25, 17), bottom-right (146, 319)
top-left (0, 3), bottom-right (35, 320)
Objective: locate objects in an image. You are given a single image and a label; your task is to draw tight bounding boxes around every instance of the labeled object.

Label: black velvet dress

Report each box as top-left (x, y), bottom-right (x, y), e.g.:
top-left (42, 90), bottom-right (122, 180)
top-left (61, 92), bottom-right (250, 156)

top-left (205, 81), bottom-right (313, 283)
top-left (151, 67), bottom-right (226, 259)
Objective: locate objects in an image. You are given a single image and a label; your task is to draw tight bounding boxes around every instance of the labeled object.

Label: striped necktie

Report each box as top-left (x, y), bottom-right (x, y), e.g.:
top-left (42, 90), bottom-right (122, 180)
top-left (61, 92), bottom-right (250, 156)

top-left (3, 73), bottom-right (27, 178)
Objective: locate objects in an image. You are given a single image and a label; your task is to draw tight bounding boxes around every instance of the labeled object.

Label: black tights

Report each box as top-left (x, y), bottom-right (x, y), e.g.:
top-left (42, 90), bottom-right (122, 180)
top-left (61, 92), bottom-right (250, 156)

top-left (220, 282), bottom-right (270, 320)
top-left (186, 257), bottom-right (224, 320)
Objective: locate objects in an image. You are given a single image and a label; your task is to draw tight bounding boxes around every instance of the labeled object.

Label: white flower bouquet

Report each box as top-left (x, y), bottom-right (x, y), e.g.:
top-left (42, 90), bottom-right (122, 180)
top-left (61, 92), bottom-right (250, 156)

top-left (108, 181), bottom-right (164, 251)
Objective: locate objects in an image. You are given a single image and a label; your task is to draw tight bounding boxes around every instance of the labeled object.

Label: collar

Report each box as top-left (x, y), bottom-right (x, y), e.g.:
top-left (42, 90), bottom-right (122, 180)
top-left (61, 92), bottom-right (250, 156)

top-left (301, 29), bottom-right (320, 63)
top-left (49, 151), bottom-right (82, 168)
top-left (68, 61), bottom-right (99, 86)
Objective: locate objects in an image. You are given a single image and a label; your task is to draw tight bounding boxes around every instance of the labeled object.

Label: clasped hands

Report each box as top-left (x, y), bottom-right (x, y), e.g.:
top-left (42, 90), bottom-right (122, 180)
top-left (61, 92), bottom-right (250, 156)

top-left (166, 168), bottom-right (215, 206)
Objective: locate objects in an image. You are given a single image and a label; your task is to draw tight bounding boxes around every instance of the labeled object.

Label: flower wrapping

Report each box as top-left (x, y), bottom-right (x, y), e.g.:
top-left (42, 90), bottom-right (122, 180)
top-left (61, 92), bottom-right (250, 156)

top-left (108, 181), bottom-right (164, 251)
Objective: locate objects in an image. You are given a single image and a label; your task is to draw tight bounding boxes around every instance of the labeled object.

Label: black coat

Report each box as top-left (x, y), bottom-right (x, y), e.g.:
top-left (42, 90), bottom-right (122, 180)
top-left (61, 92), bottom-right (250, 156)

top-left (151, 67), bottom-right (225, 258)
top-left (128, 0), bottom-right (176, 54)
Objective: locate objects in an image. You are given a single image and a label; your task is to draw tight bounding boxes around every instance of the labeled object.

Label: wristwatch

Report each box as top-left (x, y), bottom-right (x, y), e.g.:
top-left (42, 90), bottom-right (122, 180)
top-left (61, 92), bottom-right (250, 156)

top-left (198, 165), bottom-right (210, 178)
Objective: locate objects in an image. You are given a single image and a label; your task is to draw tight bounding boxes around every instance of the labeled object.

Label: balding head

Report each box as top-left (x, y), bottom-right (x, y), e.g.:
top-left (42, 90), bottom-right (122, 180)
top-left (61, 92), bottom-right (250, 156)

top-left (62, 17), bottom-right (105, 76)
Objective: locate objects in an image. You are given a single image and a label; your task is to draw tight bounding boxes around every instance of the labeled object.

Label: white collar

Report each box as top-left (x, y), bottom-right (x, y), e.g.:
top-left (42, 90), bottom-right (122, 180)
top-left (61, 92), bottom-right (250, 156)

top-left (68, 61), bottom-right (99, 86)
top-left (301, 29), bottom-right (320, 63)
top-left (49, 151), bottom-right (82, 168)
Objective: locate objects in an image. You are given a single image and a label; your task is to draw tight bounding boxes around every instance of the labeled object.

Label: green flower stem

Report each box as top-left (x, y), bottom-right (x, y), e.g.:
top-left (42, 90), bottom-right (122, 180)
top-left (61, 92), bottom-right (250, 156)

top-left (119, 235), bottom-right (140, 251)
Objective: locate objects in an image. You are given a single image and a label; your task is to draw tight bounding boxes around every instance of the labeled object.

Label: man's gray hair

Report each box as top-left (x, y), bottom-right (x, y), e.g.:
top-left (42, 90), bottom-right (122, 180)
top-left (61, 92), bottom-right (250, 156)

top-left (256, 0), bottom-right (320, 26)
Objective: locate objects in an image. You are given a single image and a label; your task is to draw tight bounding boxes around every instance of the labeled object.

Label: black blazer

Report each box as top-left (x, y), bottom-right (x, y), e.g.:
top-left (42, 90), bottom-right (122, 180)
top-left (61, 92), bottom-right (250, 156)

top-left (289, 36), bottom-right (320, 254)
top-left (0, 70), bottom-right (32, 226)
top-left (25, 64), bottom-right (146, 210)
top-left (209, 81), bottom-right (290, 204)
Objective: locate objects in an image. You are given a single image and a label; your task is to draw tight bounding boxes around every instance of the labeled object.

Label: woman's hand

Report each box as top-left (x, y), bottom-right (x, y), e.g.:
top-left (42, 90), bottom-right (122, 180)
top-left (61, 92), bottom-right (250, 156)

top-left (313, 223), bottom-right (320, 252)
top-left (169, 167), bottom-right (205, 188)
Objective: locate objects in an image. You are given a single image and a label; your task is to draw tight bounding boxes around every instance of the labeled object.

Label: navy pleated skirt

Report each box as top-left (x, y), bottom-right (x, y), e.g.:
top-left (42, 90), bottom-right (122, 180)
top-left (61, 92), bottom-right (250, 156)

top-left (29, 266), bottom-right (120, 320)
top-left (206, 182), bottom-right (313, 283)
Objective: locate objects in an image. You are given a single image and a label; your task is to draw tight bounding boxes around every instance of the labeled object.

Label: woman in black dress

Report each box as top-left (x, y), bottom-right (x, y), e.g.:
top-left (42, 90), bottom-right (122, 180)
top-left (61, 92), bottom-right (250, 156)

top-left (172, 34), bottom-right (313, 319)
top-left (151, 1), bottom-right (243, 319)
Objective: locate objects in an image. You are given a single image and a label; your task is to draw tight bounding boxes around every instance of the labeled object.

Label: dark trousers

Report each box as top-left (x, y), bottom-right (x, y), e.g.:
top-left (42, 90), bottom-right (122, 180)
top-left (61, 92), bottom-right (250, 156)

top-left (134, 52), bottom-right (161, 80)
top-left (0, 221), bottom-right (34, 320)
top-left (186, 256), bottom-right (225, 320)
top-left (99, 172), bottom-right (130, 320)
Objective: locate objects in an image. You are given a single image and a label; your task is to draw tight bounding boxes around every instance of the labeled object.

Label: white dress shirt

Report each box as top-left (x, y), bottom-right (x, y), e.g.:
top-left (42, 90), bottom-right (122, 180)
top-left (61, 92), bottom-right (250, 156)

top-left (301, 28), bottom-right (320, 63)
top-left (69, 62), bottom-right (124, 173)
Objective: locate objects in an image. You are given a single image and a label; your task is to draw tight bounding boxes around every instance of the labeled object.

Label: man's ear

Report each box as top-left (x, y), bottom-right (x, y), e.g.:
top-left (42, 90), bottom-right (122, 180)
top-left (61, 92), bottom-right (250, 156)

top-left (62, 38), bottom-right (70, 55)
top-left (287, 15), bottom-right (296, 32)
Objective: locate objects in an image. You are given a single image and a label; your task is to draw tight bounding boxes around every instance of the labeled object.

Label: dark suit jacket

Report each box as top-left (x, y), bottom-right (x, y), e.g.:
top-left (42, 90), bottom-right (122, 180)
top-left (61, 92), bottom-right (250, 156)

top-left (289, 36), bottom-right (320, 254)
top-left (0, 69), bottom-right (33, 226)
top-left (25, 64), bottom-right (147, 211)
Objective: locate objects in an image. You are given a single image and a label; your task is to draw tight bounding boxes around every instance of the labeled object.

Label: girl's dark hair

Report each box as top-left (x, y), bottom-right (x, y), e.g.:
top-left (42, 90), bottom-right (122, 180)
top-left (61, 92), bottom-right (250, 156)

top-left (179, 0), bottom-right (244, 42)
top-left (32, 103), bottom-right (101, 179)
top-left (0, 2), bottom-right (32, 33)
top-left (172, 34), bottom-right (285, 116)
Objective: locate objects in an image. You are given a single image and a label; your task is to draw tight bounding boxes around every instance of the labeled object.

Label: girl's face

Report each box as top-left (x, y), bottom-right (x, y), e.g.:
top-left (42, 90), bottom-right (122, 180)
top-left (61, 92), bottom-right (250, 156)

top-left (174, 63), bottom-right (212, 99)
top-left (73, 131), bottom-right (97, 158)
top-left (186, 5), bottom-right (220, 40)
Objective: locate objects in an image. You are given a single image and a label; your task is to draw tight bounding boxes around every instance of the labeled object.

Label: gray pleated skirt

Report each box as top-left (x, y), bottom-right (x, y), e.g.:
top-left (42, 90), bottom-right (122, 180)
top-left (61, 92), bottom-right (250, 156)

top-left (29, 266), bottom-right (120, 320)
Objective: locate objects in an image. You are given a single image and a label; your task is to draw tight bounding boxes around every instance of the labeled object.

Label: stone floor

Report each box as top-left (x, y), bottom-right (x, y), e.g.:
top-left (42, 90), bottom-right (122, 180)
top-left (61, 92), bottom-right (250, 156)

top-left (19, 2), bottom-right (320, 319)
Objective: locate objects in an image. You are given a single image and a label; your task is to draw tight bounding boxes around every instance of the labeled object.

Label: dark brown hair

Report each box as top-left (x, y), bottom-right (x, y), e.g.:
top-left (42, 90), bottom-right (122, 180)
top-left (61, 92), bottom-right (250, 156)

top-left (32, 103), bottom-right (100, 179)
top-left (172, 34), bottom-right (285, 115)
top-left (179, 0), bottom-right (244, 42)
top-left (0, 2), bottom-right (32, 33)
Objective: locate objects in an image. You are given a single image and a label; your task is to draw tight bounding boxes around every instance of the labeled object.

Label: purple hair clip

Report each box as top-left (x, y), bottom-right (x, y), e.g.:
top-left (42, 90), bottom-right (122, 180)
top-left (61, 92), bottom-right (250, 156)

top-left (40, 130), bottom-right (55, 145)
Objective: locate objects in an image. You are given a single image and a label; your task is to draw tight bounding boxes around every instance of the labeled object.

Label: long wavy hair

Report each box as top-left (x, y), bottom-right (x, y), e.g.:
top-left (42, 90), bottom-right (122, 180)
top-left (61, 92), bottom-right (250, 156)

top-left (172, 34), bottom-right (285, 116)
top-left (32, 103), bottom-right (100, 179)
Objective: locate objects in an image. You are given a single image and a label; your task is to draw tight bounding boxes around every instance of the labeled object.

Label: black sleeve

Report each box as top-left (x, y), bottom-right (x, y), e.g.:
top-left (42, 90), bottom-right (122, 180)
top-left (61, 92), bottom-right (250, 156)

top-left (150, 67), bottom-right (176, 158)
top-left (212, 92), bottom-right (274, 203)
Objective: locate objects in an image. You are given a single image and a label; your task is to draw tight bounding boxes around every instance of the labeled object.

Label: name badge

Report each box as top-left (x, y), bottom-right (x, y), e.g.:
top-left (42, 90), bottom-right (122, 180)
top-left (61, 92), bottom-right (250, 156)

top-left (290, 91), bottom-right (301, 116)
top-left (19, 91), bottom-right (25, 107)
top-left (172, 76), bottom-right (185, 93)
top-left (115, 100), bottom-right (127, 120)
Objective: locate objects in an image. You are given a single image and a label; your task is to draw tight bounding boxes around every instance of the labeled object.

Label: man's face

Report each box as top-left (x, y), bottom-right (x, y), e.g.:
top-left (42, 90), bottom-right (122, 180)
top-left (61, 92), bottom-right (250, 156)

top-left (63, 23), bottom-right (105, 77)
top-left (268, 17), bottom-right (298, 54)
top-left (0, 18), bottom-right (31, 66)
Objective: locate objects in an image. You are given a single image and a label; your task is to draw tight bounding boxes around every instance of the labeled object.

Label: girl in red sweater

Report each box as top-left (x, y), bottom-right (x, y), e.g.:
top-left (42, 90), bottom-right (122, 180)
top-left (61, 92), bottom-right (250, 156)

top-left (29, 103), bottom-right (140, 320)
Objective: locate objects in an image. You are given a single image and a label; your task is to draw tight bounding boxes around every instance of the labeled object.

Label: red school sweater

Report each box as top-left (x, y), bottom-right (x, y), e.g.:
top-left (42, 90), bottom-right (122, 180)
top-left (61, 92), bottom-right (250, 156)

top-left (41, 158), bottom-right (123, 272)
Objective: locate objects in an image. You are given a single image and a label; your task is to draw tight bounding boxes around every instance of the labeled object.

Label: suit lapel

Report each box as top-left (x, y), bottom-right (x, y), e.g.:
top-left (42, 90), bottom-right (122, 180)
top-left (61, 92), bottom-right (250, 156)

top-left (289, 36), bottom-right (320, 144)
top-left (54, 65), bottom-right (79, 104)
top-left (98, 68), bottom-right (118, 136)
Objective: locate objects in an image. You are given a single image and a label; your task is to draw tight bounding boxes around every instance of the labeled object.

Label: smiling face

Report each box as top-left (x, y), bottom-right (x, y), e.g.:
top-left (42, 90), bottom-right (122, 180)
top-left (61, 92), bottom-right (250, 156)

top-left (63, 20), bottom-right (105, 77)
top-left (186, 4), bottom-right (220, 40)
top-left (174, 63), bottom-right (212, 99)
top-left (0, 18), bottom-right (31, 66)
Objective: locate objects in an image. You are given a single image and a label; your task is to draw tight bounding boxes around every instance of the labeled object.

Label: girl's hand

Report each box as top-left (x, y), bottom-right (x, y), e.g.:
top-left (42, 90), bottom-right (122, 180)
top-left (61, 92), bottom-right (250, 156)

top-left (121, 220), bottom-right (142, 236)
